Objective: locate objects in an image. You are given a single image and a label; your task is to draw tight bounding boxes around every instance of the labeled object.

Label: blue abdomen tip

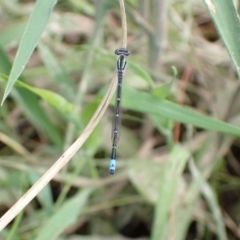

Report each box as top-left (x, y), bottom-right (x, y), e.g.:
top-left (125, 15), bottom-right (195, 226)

top-left (109, 159), bottom-right (116, 175)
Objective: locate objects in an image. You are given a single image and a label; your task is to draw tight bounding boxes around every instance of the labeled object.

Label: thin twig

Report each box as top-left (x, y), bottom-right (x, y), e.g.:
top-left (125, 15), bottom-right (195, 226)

top-left (119, 0), bottom-right (128, 48)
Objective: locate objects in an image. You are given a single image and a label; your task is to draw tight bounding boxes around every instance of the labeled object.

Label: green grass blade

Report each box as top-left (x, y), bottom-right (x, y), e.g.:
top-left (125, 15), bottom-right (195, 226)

top-left (0, 48), bottom-right (62, 146)
top-left (189, 159), bottom-right (227, 240)
top-left (22, 83), bottom-right (77, 119)
top-left (1, 0), bottom-right (57, 104)
top-left (35, 188), bottom-right (93, 240)
top-left (7, 211), bottom-right (24, 240)
top-left (0, 73), bottom-right (78, 121)
top-left (151, 145), bottom-right (190, 240)
top-left (175, 203), bottom-right (197, 240)
top-left (204, 0), bottom-right (240, 78)
top-left (2, 68), bottom-right (240, 139)
top-left (14, 89), bottom-right (63, 146)
top-left (122, 87), bottom-right (240, 136)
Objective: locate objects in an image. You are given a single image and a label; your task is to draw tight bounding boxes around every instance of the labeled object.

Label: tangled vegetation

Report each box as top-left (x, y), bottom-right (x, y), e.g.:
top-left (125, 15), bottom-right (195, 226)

top-left (0, 0), bottom-right (240, 239)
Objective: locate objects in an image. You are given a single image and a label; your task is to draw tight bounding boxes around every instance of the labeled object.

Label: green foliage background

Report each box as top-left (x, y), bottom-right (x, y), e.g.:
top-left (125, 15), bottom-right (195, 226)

top-left (0, 0), bottom-right (240, 239)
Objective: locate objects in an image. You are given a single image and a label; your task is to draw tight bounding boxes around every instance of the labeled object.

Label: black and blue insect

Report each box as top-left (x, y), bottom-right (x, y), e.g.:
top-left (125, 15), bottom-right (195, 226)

top-left (109, 48), bottom-right (130, 175)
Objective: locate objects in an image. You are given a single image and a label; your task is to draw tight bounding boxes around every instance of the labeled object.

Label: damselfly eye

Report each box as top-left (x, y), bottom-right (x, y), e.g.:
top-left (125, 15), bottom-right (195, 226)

top-left (115, 48), bottom-right (130, 56)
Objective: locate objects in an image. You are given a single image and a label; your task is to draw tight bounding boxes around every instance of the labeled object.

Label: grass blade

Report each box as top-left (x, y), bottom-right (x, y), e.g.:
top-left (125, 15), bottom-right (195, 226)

top-left (0, 48), bottom-right (62, 146)
top-left (2, 70), bottom-right (240, 140)
top-left (122, 86), bottom-right (240, 136)
top-left (1, 0), bottom-right (57, 104)
top-left (35, 188), bottom-right (93, 240)
top-left (189, 159), bottom-right (227, 240)
top-left (151, 145), bottom-right (190, 240)
top-left (0, 73), bottom-right (77, 121)
top-left (204, 0), bottom-right (240, 78)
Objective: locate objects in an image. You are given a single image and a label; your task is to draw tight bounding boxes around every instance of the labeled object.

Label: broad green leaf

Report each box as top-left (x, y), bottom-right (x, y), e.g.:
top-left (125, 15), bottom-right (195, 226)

top-left (122, 87), bottom-right (240, 136)
top-left (151, 145), bottom-right (190, 240)
top-left (0, 47), bottom-right (62, 146)
top-left (2, 0), bottom-right (57, 104)
top-left (35, 188), bottom-right (93, 240)
top-left (204, 0), bottom-right (240, 78)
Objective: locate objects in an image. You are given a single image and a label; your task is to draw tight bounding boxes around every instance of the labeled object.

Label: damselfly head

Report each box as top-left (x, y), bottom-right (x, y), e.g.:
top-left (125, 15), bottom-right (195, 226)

top-left (115, 48), bottom-right (130, 57)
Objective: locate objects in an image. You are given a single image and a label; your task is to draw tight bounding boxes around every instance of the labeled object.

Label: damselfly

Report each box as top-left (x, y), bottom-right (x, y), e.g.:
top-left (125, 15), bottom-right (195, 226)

top-left (109, 48), bottom-right (130, 175)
